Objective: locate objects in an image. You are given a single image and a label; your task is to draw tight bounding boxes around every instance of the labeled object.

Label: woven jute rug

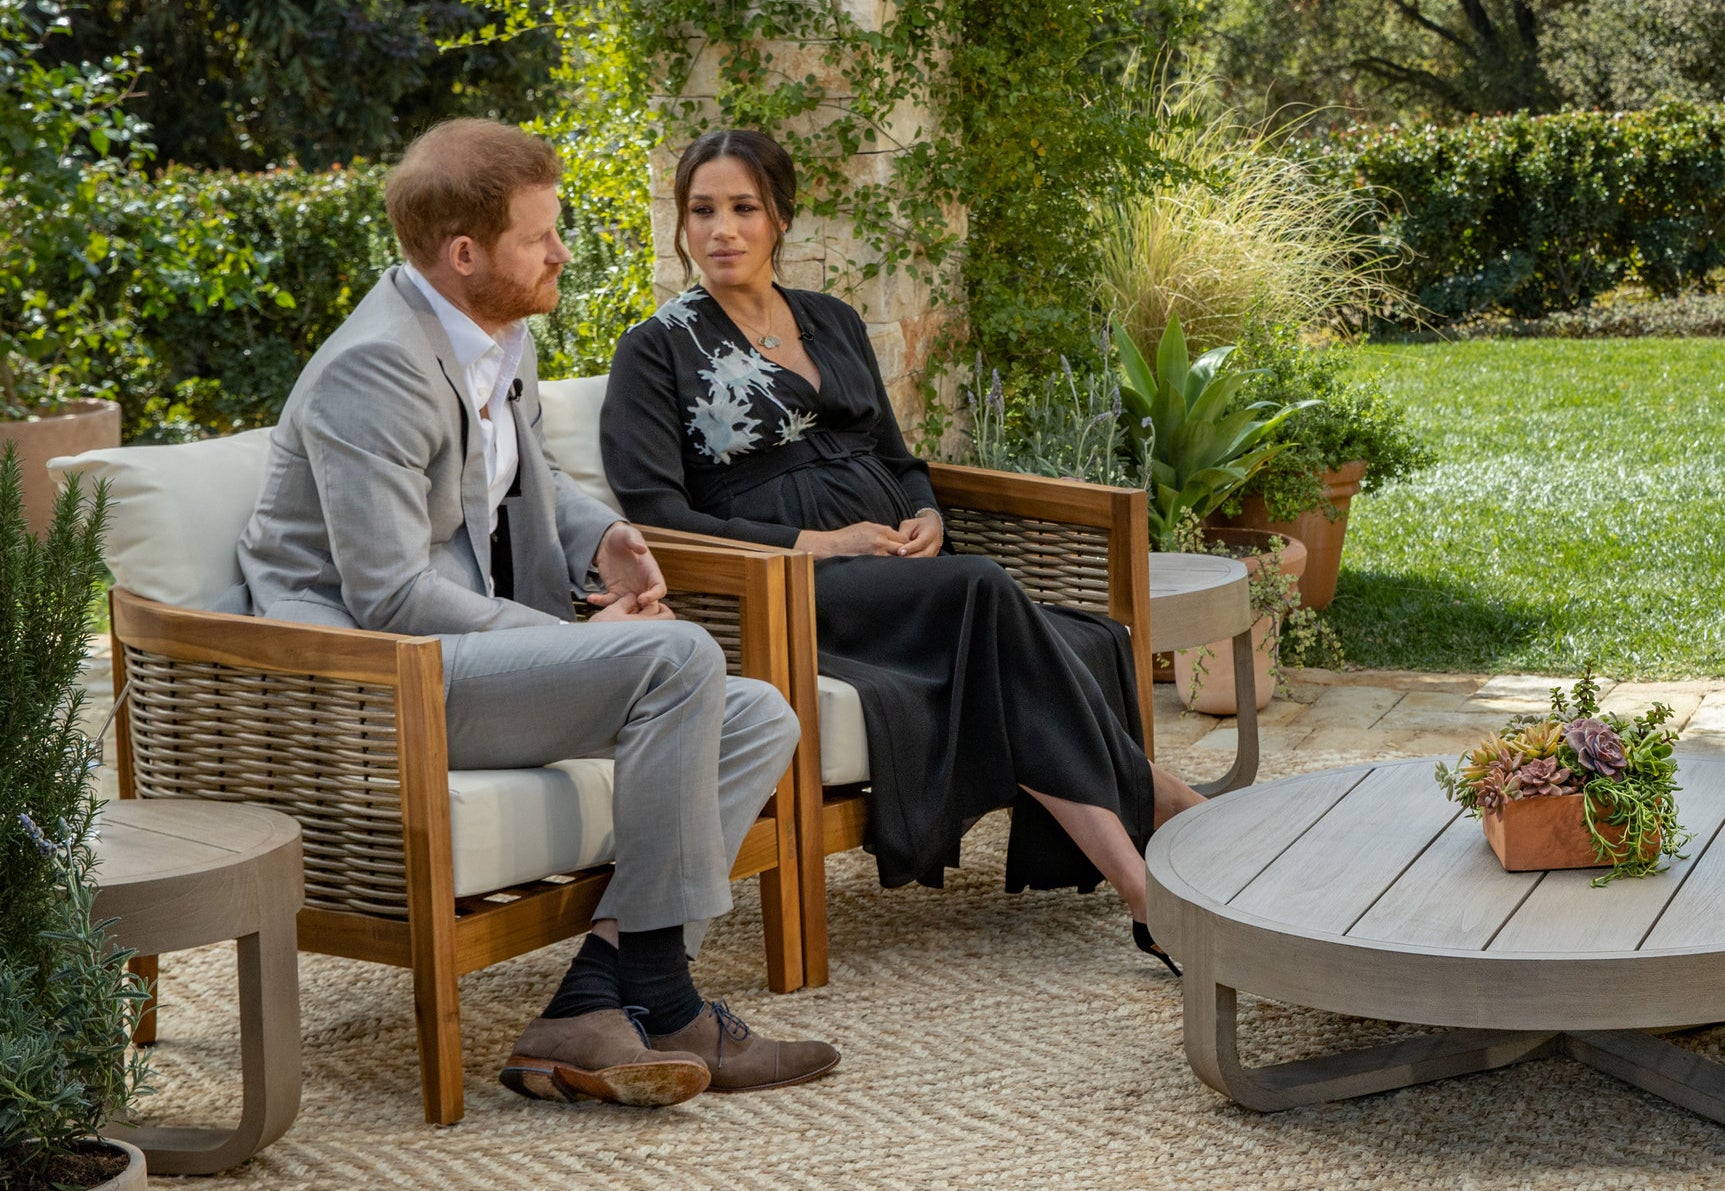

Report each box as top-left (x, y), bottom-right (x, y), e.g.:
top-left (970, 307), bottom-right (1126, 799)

top-left (129, 747), bottom-right (1725, 1189)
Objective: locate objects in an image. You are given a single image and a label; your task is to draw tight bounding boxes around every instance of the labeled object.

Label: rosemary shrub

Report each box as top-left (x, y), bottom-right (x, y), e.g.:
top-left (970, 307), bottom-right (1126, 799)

top-left (0, 445), bottom-right (151, 1188)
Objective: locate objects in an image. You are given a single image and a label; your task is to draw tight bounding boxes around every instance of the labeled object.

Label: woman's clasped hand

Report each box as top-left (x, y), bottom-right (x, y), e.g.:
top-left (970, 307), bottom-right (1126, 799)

top-left (796, 509), bottom-right (943, 558)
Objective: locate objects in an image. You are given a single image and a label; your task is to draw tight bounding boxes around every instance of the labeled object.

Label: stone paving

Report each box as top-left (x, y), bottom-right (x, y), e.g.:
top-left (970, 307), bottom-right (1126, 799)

top-left (78, 632), bottom-right (1725, 803)
top-left (1154, 665), bottom-right (1725, 787)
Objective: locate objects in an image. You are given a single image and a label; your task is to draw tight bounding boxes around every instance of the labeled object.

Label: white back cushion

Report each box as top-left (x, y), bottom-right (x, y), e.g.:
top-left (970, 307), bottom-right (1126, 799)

top-left (47, 429), bottom-right (273, 609)
top-left (537, 375), bottom-right (621, 513)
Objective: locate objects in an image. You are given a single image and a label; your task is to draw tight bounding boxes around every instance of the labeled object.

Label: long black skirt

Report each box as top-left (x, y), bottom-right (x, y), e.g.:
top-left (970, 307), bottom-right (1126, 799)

top-left (812, 552), bottom-right (1155, 891)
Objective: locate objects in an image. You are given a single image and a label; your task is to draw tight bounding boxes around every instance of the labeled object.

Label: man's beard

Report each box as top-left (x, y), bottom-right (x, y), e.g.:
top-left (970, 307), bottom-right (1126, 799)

top-left (468, 266), bottom-right (561, 326)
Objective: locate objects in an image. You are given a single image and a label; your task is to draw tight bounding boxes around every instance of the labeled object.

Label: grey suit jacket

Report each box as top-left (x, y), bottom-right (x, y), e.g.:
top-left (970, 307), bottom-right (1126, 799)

top-left (235, 266), bottom-right (620, 635)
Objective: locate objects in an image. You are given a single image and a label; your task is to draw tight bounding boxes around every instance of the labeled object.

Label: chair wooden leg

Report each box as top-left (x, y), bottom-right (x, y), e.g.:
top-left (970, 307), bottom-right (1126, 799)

top-left (409, 914), bottom-right (464, 1125)
top-left (757, 865), bottom-right (803, 993)
top-left (128, 954), bottom-right (159, 1046)
top-left (796, 779), bottom-right (830, 989)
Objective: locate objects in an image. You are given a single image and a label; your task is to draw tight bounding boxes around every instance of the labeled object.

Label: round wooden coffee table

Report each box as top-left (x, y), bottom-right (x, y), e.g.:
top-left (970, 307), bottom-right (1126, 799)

top-left (1146, 756), bottom-right (1725, 1122)
top-left (93, 799), bottom-right (303, 1174)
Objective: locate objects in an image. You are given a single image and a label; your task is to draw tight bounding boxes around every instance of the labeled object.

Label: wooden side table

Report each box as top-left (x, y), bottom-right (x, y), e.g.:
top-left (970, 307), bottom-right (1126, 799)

top-left (94, 799), bottom-right (303, 1175)
top-left (1149, 552), bottom-right (1258, 793)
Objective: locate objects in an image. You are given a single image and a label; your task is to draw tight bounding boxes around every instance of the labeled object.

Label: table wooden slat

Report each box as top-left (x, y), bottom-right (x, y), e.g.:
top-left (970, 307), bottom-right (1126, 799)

top-left (1231, 765), bottom-right (1463, 934)
top-left (1643, 759), bottom-right (1725, 951)
top-left (1350, 812), bottom-right (1540, 949)
top-left (1166, 768), bottom-right (1368, 904)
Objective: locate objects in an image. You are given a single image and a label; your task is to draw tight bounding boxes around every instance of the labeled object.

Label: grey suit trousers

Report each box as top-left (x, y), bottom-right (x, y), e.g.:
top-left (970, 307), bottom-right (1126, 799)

top-left (440, 619), bottom-right (799, 937)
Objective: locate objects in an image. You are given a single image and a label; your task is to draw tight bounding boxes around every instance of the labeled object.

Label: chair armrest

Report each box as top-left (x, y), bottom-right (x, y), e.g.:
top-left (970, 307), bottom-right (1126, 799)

top-left (928, 462), bottom-right (1149, 626)
top-left (928, 463), bottom-right (1154, 752)
top-left (110, 587), bottom-right (440, 682)
top-left (929, 462), bottom-right (1146, 531)
top-left (648, 540), bottom-right (792, 693)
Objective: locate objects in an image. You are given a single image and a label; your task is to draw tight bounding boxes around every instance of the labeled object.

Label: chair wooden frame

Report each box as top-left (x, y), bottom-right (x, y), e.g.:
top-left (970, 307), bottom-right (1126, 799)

top-left (109, 540), bottom-right (801, 1126)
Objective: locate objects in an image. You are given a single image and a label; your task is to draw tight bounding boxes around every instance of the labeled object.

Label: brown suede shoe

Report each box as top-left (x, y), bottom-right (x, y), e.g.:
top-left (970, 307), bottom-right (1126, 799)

top-left (500, 1008), bottom-right (711, 1107)
top-left (647, 1001), bottom-right (840, 1092)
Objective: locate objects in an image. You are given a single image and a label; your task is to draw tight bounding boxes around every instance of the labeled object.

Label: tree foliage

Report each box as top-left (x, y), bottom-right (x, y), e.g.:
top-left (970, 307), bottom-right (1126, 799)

top-left (1200, 0), bottom-right (1555, 124)
top-left (29, 0), bottom-right (559, 168)
top-left (1196, 0), bottom-right (1725, 126)
top-left (1, 0), bottom-right (282, 414)
top-left (1541, 0), bottom-right (1725, 111)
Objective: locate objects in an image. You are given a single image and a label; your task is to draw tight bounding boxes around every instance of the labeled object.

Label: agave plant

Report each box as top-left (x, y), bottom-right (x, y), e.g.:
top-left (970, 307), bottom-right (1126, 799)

top-left (1114, 313), bottom-right (1316, 551)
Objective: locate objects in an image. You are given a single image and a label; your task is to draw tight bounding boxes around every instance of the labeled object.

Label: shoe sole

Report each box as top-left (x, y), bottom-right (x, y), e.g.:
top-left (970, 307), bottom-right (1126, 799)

top-left (500, 1054), bottom-right (711, 1107)
top-left (706, 1053), bottom-right (841, 1093)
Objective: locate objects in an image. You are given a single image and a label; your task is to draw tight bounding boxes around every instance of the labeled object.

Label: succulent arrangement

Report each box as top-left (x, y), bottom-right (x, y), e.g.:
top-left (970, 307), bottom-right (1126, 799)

top-left (1436, 669), bottom-right (1688, 886)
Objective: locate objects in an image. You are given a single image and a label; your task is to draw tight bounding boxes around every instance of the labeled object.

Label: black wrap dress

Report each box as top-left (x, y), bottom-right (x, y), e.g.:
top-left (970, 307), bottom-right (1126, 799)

top-left (600, 285), bottom-right (1155, 890)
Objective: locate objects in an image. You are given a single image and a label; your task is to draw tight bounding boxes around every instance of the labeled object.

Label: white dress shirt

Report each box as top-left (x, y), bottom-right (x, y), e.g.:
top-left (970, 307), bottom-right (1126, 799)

top-left (403, 264), bottom-right (523, 545)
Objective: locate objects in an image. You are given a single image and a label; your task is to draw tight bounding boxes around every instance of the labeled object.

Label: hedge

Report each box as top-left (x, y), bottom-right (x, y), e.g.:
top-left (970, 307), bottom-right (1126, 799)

top-left (1319, 102), bottom-right (1725, 324)
top-left (23, 163), bottom-right (626, 441)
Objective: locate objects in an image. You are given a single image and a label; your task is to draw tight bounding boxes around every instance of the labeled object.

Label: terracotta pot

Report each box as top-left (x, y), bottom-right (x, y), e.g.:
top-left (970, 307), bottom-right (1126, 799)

top-left (1213, 459), bottom-right (1366, 610)
top-left (1171, 529), bottom-right (1308, 715)
top-left (0, 399), bottom-right (122, 536)
top-left (1481, 793), bottom-right (1659, 872)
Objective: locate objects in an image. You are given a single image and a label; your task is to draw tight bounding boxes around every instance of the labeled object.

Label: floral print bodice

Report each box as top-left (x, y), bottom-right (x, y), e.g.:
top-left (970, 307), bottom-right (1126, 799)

top-left (650, 287), bottom-right (820, 466)
top-left (601, 284), bottom-right (939, 549)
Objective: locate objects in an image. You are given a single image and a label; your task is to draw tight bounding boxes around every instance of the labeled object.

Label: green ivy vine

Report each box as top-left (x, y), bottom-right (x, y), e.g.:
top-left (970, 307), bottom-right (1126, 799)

top-left (449, 0), bottom-right (1182, 381)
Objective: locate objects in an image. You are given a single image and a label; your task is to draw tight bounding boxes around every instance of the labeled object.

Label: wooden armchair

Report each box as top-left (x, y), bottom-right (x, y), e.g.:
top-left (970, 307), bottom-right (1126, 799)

top-left (53, 441), bottom-right (803, 1127)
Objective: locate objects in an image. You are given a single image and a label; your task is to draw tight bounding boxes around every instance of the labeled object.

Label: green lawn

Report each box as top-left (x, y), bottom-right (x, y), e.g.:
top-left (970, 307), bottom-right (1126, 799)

top-left (1330, 337), bottom-right (1725, 680)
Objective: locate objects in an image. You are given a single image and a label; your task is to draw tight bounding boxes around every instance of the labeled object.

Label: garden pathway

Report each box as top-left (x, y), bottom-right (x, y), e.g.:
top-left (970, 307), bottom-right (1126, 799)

top-left (1158, 666), bottom-right (1725, 790)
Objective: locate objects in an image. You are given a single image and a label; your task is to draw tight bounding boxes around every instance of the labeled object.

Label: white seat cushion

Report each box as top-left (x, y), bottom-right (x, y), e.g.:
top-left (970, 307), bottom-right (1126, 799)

top-left (48, 429), bottom-right (274, 609)
top-left (818, 676), bottom-right (870, 784)
top-left (447, 759), bottom-right (617, 898)
top-left (537, 376), bottom-right (622, 513)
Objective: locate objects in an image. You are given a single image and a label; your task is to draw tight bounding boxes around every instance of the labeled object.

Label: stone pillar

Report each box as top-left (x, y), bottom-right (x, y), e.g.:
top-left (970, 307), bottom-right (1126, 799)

top-left (645, 8), bottom-right (965, 430)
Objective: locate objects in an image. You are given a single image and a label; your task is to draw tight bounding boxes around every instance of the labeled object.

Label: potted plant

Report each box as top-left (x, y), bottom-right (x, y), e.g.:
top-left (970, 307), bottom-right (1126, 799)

top-left (0, 5), bottom-right (137, 534)
top-left (1436, 669), bottom-right (1688, 887)
top-left (1112, 313), bottom-right (1317, 554)
top-left (1, 445), bottom-right (152, 1189)
top-left (1211, 323), bottom-right (1433, 609)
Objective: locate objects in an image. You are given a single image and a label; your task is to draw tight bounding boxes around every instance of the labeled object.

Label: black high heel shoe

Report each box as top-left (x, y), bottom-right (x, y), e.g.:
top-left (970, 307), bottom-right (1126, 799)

top-left (1134, 920), bottom-right (1181, 977)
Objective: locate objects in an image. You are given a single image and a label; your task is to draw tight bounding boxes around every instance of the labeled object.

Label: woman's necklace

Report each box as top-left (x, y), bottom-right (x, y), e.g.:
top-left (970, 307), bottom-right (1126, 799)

top-left (724, 296), bottom-right (782, 350)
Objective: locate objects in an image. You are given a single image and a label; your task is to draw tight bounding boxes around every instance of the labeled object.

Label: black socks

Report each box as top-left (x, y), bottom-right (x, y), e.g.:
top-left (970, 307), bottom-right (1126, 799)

top-left (616, 925), bottom-right (704, 1036)
top-left (542, 933), bottom-right (622, 1019)
top-left (541, 927), bottom-right (705, 1035)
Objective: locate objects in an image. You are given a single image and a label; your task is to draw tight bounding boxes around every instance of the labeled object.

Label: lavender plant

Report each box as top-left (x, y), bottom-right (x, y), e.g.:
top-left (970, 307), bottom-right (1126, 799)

top-left (961, 353), bottom-right (1149, 491)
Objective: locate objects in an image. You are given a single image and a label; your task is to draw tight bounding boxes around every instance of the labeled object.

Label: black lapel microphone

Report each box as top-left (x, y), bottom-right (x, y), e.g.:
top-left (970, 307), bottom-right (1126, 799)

top-left (508, 378), bottom-right (522, 402)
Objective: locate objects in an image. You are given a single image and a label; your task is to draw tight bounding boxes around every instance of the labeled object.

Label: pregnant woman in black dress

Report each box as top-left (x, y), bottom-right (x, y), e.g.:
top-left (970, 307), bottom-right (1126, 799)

top-left (600, 130), bottom-right (1204, 971)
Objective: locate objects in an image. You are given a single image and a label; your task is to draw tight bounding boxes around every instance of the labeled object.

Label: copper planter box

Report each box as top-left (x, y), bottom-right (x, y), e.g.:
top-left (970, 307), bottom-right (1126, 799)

top-left (1482, 793), bottom-right (1656, 872)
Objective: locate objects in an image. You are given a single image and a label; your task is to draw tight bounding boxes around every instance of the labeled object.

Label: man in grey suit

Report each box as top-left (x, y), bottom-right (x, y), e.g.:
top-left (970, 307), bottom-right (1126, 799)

top-left (236, 118), bottom-right (838, 1106)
